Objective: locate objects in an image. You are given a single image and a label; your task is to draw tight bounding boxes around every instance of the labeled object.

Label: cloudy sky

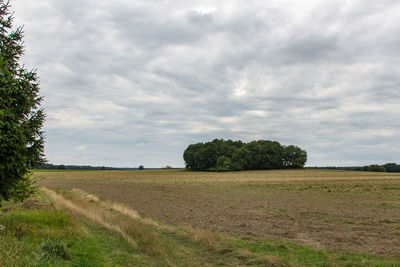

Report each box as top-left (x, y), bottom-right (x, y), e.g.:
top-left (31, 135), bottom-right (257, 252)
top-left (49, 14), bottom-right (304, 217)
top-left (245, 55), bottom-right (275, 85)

top-left (11, 0), bottom-right (400, 167)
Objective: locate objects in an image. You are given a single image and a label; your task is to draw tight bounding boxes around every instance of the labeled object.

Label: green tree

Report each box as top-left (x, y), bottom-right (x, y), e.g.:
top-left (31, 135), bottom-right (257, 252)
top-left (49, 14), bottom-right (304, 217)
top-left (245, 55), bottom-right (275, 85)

top-left (283, 145), bottom-right (307, 168)
top-left (216, 155), bottom-right (232, 171)
top-left (231, 147), bottom-right (250, 170)
top-left (368, 164), bottom-right (386, 172)
top-left (183, 143), bottom-right (202, 170)
top-left (0, 1), bottom-right (45, 201)
top-left (242, 140), bottom-right (284, 170)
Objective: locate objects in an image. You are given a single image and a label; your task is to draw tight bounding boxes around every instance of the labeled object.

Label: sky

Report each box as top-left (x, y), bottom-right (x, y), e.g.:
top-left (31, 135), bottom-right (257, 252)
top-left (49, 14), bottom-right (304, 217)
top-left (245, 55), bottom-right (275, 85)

top-left (11, 0), bottom-right (400, 168)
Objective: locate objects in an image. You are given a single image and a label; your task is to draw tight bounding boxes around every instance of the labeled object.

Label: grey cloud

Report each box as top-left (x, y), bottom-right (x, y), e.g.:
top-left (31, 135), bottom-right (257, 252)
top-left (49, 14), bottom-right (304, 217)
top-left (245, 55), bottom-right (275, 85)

top-left (283, 34), bottom-right (339, 63)
top-left (187, 11), bottom-right (213, 25)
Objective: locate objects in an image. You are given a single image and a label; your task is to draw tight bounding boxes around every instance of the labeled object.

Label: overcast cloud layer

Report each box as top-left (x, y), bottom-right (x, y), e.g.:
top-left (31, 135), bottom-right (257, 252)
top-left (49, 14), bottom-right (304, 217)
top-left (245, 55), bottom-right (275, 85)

top-left (12, 0), bottom-right (400, 167)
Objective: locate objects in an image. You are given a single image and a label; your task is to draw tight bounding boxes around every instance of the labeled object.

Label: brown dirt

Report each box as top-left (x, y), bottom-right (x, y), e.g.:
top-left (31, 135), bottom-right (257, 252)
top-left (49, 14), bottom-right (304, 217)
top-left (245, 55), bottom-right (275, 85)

top-left (36, 169), bottom-right (400, 257)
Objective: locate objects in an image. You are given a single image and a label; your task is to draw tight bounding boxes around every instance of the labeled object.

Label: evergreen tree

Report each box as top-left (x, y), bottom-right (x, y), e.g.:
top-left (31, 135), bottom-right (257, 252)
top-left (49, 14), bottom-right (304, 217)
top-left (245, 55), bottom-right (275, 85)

top-left (0, 1), bottom-right (45, 200)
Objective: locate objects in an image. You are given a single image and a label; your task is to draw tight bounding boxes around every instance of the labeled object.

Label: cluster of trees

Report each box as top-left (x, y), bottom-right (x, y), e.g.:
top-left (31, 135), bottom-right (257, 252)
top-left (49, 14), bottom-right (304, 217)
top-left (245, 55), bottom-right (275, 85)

top-left (310, 163), bottom-right (400, 173)
top-left (183, 139), bottom-right (307, 171)
top-left (382, 163), bottom-right (400, 172)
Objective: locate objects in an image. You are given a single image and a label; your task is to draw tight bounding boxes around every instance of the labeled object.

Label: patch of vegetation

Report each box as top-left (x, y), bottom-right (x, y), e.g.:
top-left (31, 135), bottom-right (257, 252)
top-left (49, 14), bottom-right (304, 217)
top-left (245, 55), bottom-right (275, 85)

top-left (7, 173), bottom-right (39, 202)
top-left (40, 238), bottom-right (71, 262)
top-left (231, 239), bottom-right (399, 266)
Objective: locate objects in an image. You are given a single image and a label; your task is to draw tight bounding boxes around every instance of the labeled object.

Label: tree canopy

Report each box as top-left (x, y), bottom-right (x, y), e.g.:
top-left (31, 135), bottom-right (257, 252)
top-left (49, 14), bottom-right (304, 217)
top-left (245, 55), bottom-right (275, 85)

top-left (183, 139), bottom-right (307, 171)
top-left (0, 1), bottom-right (45, 200)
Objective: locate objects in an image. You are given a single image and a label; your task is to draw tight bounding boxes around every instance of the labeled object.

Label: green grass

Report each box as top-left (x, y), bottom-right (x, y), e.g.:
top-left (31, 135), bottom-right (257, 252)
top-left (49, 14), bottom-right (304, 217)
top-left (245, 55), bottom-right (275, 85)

top-left (0, 200), bottom-right (150, 266)
top-left (68, 219), bottom-right (151, 266)
top-left (231, 238), bottom-right (400, 266)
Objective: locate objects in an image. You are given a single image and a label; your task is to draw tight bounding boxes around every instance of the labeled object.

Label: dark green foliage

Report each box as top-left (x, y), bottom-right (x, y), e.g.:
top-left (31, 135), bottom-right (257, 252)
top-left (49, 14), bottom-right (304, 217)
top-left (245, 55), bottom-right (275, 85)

top-left (310, 163), bottom-right (400, 173)
top-left (283, 145), bottom-right (307, 169)
top-left (216, 155), bottom-right (232, 171)
top-left (368, 164), bottom-right (387, 172)
top-left (8, 173), bottom-right (38, 202)
top-left (244, 140), bottom-right (285, 170)
top-left (383, 163), bottom-right (400, 172)
top-left (57, 164), bottom-right (66, 170)
top-left (0, 1), bottom-right (45, 200)
top-left (183, 139), bottom-right (307, 171)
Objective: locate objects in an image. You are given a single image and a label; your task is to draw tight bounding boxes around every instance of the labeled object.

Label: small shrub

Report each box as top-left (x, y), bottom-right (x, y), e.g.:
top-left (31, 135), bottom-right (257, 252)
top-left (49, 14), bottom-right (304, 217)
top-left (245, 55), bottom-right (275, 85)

top-left (40, 238), bottom-right (71, 261)
top-left (9, 173), bottom-right (39, 202)
top-left (13, 225), bottom-right (28, 240)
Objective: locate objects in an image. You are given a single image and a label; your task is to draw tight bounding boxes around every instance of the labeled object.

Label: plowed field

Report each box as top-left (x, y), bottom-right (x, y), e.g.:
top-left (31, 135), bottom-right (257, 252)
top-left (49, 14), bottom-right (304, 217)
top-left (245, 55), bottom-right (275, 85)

top-left (36, 169), bottom-right (400, 257)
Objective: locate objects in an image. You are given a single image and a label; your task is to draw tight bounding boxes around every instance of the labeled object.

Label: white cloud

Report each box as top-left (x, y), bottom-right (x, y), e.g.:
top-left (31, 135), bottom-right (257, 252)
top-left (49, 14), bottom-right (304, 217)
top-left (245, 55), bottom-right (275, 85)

top-left (74, 145), bottom-right (86, 151)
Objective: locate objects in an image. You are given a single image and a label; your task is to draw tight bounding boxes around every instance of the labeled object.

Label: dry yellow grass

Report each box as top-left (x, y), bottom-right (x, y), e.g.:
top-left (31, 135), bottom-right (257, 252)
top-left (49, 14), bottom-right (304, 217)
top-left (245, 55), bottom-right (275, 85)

top-left (35, 169), bottom-right (400, 185)
top-left (40, 187), bottom-right (268, 266)
top-left (42, 187), bottom-right (139, 247)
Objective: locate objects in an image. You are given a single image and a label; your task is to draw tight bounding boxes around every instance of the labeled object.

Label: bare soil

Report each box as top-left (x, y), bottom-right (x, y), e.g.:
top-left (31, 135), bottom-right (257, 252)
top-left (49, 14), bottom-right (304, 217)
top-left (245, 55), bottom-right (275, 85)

top-left (36, 169), bottom-right (400, 257)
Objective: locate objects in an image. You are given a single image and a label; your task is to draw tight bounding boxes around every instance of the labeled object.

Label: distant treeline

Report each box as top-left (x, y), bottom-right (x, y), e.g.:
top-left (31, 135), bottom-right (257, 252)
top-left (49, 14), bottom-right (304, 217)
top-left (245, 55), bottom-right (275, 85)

top-left (34, 164), bottom-right (182, 171)
top-left (310, 163), bottom-right (400, 172)
top-left (35, 164), bottom-right (143, 171)
top-left (183, 139), bottom-right (307, 171)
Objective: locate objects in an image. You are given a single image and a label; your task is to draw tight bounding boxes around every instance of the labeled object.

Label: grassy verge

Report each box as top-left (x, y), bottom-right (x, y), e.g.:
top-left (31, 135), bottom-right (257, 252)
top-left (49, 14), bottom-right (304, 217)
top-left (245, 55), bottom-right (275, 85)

top-left (0, 192), bottom-right (150, 266)
top-left (1, 189), bottom-right (399, 266)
